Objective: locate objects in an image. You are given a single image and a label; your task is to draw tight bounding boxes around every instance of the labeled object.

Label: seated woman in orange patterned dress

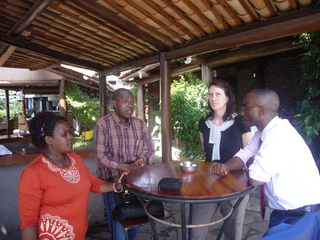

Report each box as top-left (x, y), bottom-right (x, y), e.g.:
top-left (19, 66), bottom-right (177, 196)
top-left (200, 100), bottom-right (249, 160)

top-left (18, 111), bottom-right (126, 240)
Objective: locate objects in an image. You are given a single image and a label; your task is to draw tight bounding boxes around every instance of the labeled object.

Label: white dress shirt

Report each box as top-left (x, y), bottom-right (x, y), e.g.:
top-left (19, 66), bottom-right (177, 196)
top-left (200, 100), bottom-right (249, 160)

top-left (235, 116), bottom-right (320, 210)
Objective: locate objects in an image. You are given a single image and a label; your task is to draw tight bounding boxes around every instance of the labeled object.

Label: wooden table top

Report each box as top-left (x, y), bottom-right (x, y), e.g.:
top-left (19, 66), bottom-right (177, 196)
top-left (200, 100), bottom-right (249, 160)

top-left (125, 161), bottom-right (253, 203)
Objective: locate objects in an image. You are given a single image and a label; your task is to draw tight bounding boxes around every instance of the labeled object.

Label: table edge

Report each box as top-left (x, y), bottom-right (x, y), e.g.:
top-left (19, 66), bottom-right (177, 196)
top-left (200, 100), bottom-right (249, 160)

top-left (122, 176), bottom-right (257, 204)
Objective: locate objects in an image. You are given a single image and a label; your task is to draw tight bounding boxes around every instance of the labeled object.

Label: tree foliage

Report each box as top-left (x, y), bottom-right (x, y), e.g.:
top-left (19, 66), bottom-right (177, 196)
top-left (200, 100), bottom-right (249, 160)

top-left (171, 73), bottom-right (207, 160)
top-left (0, 90), bottom-right (23, 129)
top-left (294, 100), bottom-right (320, 145)
top-left (64, 84), bottom-right (100, 133)
top-left (295, 31), bottom-right (320, 98)
top-left (293, 31), bottom-right (320, 158)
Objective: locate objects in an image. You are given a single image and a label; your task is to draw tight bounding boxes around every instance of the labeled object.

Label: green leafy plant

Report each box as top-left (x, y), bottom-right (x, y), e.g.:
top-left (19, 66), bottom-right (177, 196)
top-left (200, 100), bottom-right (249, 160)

top-left (64, 84), bottom-right (101, 134)
top-left (293, 31), bottom-right (320, 159)
top-left (295, 32), bottom-right (320, 98)
top-left (294, 100), bottom-right (320, 145)
top-left (0, 90), bottom-right (22, 118)
top-left (73, 138), bottom-right (93, 149)
top-left (170, 73), bottom-right (207, 161)
top-left (0, 90), bottom-right (23, 128)
top-left (27, 107), bottom-right (35, 117)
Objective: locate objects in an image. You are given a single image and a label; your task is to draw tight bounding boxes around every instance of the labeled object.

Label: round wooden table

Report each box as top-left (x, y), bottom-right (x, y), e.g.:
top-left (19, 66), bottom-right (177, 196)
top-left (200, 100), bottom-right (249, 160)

top-left (123, 161), bottom-right (255, 240)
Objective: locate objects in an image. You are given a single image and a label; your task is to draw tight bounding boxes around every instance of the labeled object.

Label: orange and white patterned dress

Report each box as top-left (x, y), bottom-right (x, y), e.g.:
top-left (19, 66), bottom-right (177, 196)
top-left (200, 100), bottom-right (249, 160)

top-left (18, 151), bottom-right (104, 239)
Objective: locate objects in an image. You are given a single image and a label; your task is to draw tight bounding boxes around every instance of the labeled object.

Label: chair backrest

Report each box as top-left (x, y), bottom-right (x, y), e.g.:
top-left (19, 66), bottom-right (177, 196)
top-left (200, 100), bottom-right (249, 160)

top-left (18, 116), bottom-right (26, 124)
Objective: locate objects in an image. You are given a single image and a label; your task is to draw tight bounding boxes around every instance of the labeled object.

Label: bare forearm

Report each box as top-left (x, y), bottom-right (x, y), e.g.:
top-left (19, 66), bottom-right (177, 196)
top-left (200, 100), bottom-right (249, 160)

top-left (22, 225), bottom-right (37, 240)
top-left (100, 172), bottom-right (128, 193)
top-left (225, 157), bottom-right (245, 171)
top-left (100, 181), bottom-right (122, 193)
top-left (116, 162), bottom-right (131, 172)
top-left (249, 177), bottom-right (265, 187)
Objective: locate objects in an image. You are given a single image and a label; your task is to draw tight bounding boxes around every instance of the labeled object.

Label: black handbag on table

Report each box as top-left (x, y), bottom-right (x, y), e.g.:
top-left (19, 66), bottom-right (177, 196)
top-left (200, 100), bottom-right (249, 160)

top-left (111, 189), bottom-right (165, 222)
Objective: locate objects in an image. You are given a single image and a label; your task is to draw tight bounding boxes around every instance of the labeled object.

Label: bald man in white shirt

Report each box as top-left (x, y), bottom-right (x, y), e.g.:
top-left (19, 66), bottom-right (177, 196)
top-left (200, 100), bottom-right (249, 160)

top-left (212, 88), bottom-right (320, 239)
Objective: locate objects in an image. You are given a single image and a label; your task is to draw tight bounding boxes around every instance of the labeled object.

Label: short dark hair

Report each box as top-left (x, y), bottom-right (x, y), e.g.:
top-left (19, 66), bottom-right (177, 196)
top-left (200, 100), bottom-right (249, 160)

top-left (29, 111), bottom-right (68, 149)
top-left (249, 88), bottom-right (280, 113)
top-left (112, 88), bottom-right (132, 100)
top-left (204, 79), bottom-right (236, 121)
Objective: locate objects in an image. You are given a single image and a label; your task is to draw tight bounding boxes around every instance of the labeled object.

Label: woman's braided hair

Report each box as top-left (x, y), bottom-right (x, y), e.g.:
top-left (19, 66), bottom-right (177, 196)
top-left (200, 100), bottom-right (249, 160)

top-left (29, 111), bottom-right (68, 149)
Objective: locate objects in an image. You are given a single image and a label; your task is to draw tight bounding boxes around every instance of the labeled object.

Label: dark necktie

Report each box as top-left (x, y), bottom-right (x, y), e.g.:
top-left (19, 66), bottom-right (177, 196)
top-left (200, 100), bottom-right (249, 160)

top-left (259, 139), bottom-right (265, 220)
top-left (260, 184), bottom-right (265, 220)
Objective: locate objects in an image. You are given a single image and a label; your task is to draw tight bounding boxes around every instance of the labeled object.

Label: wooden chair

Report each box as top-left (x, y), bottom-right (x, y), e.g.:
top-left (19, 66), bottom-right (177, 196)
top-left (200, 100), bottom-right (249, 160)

top-left (120, 210), bottom-right (172, 236)
top-left (0, 118), bottom-right (14, 135)
top-left (18, 116), bottom-right (28, 132)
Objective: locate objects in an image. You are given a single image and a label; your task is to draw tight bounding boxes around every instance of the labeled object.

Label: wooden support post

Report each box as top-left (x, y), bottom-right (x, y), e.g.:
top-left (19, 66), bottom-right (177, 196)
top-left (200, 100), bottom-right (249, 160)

top-left (5, 90), bottom-right (10, 131)
top-left (160, 53), bottom-right (172, 162)
top-left (59, 77), bottom-right (67, 118)
top-left (137, 84), bottom-right (144, 120)
top-left (201, 63), bottom-right (212, 84)
top-left (21, 91), bottom-right (27, 117)
top-left (99, 71), bottom-right (108, 117)
top-left (148, 93), bottom-right (154, 130)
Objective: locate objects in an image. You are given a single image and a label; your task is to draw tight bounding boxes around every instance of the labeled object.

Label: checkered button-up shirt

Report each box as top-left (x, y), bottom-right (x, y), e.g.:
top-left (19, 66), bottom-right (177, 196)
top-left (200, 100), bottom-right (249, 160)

top-left (94, 112), bottom-right (155, 180)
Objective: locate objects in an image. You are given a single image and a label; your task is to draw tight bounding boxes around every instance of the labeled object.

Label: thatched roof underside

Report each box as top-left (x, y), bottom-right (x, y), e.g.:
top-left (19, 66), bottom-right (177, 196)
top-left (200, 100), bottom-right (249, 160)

top-left (0, 0), bottom-right (319, 86)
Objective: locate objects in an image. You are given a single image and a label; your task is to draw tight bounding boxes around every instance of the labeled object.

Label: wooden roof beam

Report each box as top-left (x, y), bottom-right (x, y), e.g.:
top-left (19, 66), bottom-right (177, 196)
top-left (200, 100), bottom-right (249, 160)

top-left (0, 46), bottom-right (17, 67)
top-left (120, 63), bottom-right (160, 82)
top-left (165, 8), bottom-right (320, 61)
top-left (7, 0), bottom-right (54, 37)
top-left (0, 80), bottom-right (60, 86)
top-left (0, 0), bottom-right (54, 61)
top-left (46, 68), bottom-right (98, 85)
top-left (0, 30), bottom-right (31, 68)
top-left (70, 0), bottom-right (171, 52)
top-left (129, 37), bottom-right (304, 85)
top-left (68, 80), bottom-right (99, 91)
top-left (207, 37), bottom-right (304, 67)
top-left (0, 33), bottom-right (105, 70)
top-left (104, 8), bottom-right (320, 75)
top-left (23, 88), bottom-right (59, 94)
top-left (125, 63), bottom-right (201, 85)
top-left (102, 54), bottom-right (160, 75)
top-left (30, 61), bottom-right (61, 71)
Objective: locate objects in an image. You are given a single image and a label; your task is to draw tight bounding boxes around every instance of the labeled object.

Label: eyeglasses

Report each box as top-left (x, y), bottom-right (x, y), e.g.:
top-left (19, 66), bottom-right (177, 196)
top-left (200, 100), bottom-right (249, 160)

top-left (241, 104), bottom-right (261, 111)
top-left (116, 99), bottom-right (135, 105)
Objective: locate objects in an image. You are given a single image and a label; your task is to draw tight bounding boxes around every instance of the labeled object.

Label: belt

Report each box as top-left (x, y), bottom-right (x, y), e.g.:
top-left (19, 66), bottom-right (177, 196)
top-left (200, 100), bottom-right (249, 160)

top-left (291, 204), bottom-right (320, 213)
top-left (281, 204), bottom-right (320, 217)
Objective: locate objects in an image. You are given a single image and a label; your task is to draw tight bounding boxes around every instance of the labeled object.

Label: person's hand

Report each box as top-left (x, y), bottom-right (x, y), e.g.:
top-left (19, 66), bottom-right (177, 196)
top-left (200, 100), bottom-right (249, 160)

top-left (114, 172), bottom-right (128, 190)
top-left (102, 172), bottom-right (128, 194)
top-left (212, 163), bottom-right (229, 176)
top-left (135, 157), bottom-right (147, 167)
top-left (126, 158), bottom-right (146, 171)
